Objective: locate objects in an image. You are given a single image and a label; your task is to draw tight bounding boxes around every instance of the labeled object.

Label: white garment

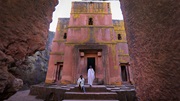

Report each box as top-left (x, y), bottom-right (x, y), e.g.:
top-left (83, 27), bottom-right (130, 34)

top-left (88, 68), bottom-right (95, 86)
top-left (77, 78), bottom-right (85, 87)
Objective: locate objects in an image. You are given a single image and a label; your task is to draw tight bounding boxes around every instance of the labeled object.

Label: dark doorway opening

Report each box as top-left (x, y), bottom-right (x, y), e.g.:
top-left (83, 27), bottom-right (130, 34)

top-left (87, 57), bottom-right (95, 71)
top-left (57, 65), bottom-right (62, 80)
top-left (121, 66), bottom-right (127, 81)
top-left (55, 62), bottom-right (63, 82)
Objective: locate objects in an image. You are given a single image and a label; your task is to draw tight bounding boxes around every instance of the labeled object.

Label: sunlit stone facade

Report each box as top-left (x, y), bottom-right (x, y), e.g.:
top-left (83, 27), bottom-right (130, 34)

top-left (45, 2), bottom-right (131, 85)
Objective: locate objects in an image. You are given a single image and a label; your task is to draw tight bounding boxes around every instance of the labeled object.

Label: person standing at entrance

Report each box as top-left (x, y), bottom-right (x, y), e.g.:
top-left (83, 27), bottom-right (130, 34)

top-left (88, 65), bottom-right (95, 87)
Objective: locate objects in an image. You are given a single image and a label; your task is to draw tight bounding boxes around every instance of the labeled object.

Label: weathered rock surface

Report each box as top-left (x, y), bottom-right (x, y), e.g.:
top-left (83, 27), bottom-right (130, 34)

top-left (0, 78), bottom-right (23, 100)
top-left (10, 31), bottom-right (55, 89)
top-left (0, 0), bottom-right (58, 100)
top-left (120, 0), bottom-right (180, 101)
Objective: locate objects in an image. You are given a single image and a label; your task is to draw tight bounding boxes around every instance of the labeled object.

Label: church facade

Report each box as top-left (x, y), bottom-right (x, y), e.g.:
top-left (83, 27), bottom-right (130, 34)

top-left (45, 2), bottom-right (132, 85)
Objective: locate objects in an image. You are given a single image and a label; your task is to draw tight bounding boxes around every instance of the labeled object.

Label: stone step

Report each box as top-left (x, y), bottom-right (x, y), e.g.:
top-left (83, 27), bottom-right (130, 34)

top-left (64, 92), bottom-right (118, 100)
top-left (62, 100), bottom-right (119, 101)
top-left (30, 84), bottom-right (137, 101)
top-left (69, 87), bottom-right (110, 92)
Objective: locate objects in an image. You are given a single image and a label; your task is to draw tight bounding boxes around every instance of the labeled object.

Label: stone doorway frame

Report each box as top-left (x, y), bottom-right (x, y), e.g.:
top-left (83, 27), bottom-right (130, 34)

top-left (120, 63), bottom-right (131, 83)
top-left (73, 45), bottom-right (109, 84)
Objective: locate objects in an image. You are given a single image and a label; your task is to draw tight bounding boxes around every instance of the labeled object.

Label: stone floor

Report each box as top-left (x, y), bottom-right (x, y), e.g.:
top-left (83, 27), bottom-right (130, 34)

top-left (6, 91), bottom-right (118, 101)
top-left (5, 91), bottom-right (118, 101)
top-left (63, 100), bottom-right (119, 101)
top-left (5, 90), bottom-right (43, 101)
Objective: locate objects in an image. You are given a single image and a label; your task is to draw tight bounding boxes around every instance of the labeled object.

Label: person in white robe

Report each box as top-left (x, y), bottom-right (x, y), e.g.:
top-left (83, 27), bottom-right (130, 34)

top-left (88, 66), bottom-right (95, 87)
top-left (77, 75), bottom-right (86, 92)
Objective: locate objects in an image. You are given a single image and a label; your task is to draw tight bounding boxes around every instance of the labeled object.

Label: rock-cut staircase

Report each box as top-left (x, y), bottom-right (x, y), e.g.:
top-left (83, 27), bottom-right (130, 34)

top-left (63, 85), bottom-right (118, 101)
top-left (30, 84), bottom-right (136, 101)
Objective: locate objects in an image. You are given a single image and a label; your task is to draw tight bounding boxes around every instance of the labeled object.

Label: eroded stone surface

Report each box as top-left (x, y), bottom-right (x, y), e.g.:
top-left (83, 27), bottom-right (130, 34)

top-left (120, 0), bottom-right (180, 100)
top-left (9, 31), bottom-right (55, 89)
top-left (0, 0), bottom-right (57, 100)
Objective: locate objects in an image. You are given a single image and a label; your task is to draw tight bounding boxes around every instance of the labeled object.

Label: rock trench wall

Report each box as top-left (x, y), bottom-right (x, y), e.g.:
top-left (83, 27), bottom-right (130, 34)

top-left (120, 0), bottom-right (180, 101)
top-left (0, 0), bottom-right (57, 100)
top-left (10, 31), bottom-right (55, 89)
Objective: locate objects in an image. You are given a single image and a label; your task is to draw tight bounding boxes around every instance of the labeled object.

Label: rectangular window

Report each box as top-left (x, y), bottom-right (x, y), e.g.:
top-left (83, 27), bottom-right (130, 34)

top-left (89, 18), bottom-right (93, 25)
top-left (118, 34), bottom-right (122, 40)
top-left (63, 33), bottom-right (67, 39)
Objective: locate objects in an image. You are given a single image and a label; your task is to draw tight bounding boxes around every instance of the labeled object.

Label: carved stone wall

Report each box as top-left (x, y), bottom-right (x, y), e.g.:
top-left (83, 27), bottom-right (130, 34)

top-left (120, 0), bottom-right (180, 100)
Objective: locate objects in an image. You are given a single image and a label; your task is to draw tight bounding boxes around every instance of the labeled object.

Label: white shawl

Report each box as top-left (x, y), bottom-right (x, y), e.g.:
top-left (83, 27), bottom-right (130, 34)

top-left (88, 68), bottom-right (95, 85)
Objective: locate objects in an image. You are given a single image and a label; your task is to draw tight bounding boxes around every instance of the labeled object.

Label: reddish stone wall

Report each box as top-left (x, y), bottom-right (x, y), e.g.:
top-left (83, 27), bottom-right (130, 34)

top-left (120, 0), bottom-right (180, 100)
top-left (0, 0), bottom-right (58, 100)
top-left (46, 2), bottom-right (122, 85)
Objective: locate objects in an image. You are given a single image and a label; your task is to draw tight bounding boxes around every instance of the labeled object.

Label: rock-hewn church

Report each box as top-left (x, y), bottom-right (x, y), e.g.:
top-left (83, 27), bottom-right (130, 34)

top-left (45, 2), bottom-right (132, 85)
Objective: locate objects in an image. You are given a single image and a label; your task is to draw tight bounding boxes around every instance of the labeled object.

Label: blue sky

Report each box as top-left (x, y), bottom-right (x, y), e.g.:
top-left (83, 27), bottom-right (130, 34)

top-left (49, 0), bottom-right (123, 31)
